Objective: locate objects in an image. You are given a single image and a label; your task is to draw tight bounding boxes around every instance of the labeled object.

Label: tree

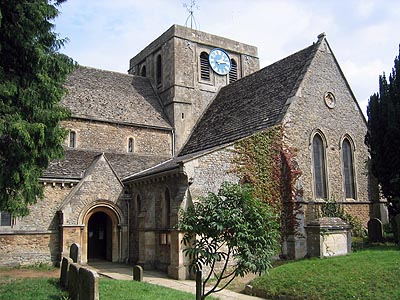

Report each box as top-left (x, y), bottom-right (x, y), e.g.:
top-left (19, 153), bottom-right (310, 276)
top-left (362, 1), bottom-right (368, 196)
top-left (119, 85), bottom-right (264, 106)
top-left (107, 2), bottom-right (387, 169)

top-left (366, 45), bottom-right (400, 217)
top-left (177, 182), bottom-right (280, 299)
top-left (0, 0), bottom-right (75, 216)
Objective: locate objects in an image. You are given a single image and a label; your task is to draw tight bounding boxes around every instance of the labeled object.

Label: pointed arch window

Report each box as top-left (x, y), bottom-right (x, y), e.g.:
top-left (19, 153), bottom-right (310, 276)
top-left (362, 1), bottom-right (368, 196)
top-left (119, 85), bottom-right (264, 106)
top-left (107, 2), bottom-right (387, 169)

top-left (156, 54), bottom-right (162, 86)
top-left (312, 133), bottom-right (328, 199)
top-left (200, 52), bottom-right (210, 81)
top-left (342, 138), bottom-right (356, 199)
top-left (229, 58), bottom-right (238, 83)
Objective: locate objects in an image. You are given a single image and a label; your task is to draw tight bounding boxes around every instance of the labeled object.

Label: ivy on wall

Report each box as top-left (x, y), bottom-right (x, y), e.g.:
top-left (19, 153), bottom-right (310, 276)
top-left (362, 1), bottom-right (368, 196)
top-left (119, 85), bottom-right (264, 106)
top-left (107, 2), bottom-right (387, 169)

top-left (231, 125), bottom-right (303, 238)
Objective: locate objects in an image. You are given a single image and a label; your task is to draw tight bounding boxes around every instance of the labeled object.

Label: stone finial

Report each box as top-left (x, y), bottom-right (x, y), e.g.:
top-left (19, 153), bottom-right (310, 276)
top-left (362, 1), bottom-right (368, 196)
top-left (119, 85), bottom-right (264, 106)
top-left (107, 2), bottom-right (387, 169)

top-left (317, 32), bottom-right (326, 42)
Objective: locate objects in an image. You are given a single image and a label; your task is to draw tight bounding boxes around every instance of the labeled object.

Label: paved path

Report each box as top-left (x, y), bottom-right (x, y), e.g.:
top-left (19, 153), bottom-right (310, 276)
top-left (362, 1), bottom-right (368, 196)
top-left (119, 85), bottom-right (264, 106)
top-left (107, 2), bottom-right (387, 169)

top-left (88, 261), bottom-right (263, 300)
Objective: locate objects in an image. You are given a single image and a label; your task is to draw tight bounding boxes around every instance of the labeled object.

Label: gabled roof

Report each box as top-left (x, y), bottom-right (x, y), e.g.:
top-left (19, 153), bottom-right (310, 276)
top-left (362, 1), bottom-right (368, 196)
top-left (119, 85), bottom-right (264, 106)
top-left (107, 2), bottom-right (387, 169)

top-left (179, 40), bottom-right (319, 156)
top-left (62, 66), bottom-right (171, 129)
top-left (42, 149), bottom-right (170, 180)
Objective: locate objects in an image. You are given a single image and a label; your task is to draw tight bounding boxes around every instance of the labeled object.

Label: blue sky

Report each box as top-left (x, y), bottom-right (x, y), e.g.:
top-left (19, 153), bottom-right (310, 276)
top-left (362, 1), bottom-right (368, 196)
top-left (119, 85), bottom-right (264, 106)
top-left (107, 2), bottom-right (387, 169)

top-left (54, 0), bottom-right (400, 117)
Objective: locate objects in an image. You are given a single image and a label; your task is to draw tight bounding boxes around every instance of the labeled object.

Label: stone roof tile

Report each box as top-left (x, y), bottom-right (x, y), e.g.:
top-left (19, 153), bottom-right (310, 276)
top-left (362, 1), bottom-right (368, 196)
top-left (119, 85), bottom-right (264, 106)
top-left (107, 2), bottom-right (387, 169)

top-left (179, 42), bottom-right (318, 156)
top-left (62, 66), bottom-right (171, 129)
top-left (42, 149), bottom-right (170, 180)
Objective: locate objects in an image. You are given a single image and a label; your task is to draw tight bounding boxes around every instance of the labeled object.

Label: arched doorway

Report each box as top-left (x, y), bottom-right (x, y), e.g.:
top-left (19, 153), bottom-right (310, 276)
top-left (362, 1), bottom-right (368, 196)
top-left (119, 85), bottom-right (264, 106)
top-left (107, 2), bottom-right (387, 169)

top-left (80, 203), bottom-right (123, 264)
top-left (87, 212), bottom-right (112, 261)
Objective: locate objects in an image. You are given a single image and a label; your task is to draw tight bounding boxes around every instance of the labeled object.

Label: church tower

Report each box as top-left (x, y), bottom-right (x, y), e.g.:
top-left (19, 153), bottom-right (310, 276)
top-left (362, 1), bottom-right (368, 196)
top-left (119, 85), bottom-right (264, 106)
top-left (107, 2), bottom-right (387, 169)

top-left (128, 25), bottom-right (259, 153)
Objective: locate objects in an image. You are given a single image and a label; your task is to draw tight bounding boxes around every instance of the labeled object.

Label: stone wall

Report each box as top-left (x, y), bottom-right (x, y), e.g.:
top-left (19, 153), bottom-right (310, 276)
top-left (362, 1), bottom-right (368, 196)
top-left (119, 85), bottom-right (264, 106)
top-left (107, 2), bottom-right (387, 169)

top-left (0, 184), bottom-right (73, 266)
top-left (16, 184), bottom-right (72, 231)
top-left (283, 39), bottom-right (375, 224)
top-left (62, 119), bottom-right (172, 156)
top-left (185, 146), bottom-right (239, 201)
top-left (342, 202), bottom-right (371, 227)
top-left (0, 232), bottom-right (58, 266)
top-left (129, 174), bottom-right (188, 273)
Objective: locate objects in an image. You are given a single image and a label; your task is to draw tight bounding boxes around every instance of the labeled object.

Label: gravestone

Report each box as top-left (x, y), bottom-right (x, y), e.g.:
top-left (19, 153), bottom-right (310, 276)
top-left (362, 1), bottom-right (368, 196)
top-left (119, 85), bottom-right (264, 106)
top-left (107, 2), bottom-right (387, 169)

top-left (79, 267), bottom-right (99, 300)
top-left (60, 256), bottom-right (73, 288)
top-left (70, 243), bottom-right (81, 263)
top-left (394, 214), bottom-right (400, 243)
top-left (133, 265), bottom-right (143, 282)
top-left (68, 263), bottom-right (80, 300)
top-left (367, 218), bottom-right (383, 242)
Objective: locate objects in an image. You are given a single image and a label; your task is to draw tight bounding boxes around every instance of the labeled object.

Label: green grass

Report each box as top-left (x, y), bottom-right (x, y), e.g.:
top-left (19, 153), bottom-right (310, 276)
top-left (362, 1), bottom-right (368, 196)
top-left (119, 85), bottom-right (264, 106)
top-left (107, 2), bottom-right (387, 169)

top-left (99, 278), bottom-right (199, 299)
top-left (0, 276), bottom-right (201, 300)
top-left (252, 244), bottom-right (400, 300)
top-left (0, 277), bottom-right (69, 300)
top-left (0, 262), bottom-right (56, 272)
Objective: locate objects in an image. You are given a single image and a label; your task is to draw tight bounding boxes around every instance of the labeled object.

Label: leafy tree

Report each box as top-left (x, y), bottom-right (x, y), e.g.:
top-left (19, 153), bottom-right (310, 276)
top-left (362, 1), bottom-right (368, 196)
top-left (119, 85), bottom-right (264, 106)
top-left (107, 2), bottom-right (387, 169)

top-left (366, 46), bottom-right (400, 217)
top-left (0, 0), bottom-right (74, 216)
top-left (177, 182), bottom-right (280, 299)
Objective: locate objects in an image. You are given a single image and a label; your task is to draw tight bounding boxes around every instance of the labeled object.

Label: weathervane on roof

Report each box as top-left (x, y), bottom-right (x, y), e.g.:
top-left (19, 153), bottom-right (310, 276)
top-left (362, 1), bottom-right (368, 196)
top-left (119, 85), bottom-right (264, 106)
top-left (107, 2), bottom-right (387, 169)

top-left (183, 0), bottom-right (199, 30)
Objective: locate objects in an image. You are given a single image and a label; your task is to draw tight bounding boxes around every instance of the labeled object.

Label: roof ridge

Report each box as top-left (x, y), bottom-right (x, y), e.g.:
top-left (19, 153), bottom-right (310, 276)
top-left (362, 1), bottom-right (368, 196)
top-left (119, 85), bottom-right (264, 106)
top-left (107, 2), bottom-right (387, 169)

top-left (76, 65), bottom-right (133, 77)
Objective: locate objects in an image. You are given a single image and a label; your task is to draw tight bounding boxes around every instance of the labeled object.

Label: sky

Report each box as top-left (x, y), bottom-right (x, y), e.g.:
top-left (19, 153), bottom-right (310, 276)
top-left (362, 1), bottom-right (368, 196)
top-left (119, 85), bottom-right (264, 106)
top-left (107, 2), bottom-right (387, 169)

top-left (54, 0), bottom-right (400, 117)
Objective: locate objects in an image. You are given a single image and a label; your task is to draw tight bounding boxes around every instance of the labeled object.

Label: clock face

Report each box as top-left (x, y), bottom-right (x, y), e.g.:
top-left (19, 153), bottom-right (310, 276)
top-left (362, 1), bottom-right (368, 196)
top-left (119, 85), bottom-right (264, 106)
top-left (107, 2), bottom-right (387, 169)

top-left (209, 48), bottom-right (231, 75)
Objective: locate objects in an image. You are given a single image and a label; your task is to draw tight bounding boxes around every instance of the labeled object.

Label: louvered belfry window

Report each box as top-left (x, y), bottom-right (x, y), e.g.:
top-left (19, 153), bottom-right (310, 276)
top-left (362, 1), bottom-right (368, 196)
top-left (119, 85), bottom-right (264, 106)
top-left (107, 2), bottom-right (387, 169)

top-left (229, 58), bottom-right (238, 83)
top-left (128, 138), bottom-right (134, 153)
top-left (342, 139), bottom-right (356, 199)
top-left (156, 54), bottom-right (162, 86)
top-left (200, 52), bottom-right (210, 81)
top-left (312, 133), bottom-right (327, 199)
top-left (69, 131), bottom-right (76, 148)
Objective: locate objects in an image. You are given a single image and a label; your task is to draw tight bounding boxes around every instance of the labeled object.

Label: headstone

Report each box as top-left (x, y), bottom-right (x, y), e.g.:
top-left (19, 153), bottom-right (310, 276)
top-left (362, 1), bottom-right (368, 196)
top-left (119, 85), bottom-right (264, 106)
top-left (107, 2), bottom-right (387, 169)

top-left (79, 267), bottom-right (99, 300)
top-left (60, 256), bottom-right (73, 288)
top-left (394, 214), bottom-right (400, 243)
top-left (367, 218), bottom-right (383, 242)
top-left (68, 263), bottom-right (80, 300)
top-left (69, 243), bottom-right (81, 263)
top-left (133, 265), bottom-right (143, 281)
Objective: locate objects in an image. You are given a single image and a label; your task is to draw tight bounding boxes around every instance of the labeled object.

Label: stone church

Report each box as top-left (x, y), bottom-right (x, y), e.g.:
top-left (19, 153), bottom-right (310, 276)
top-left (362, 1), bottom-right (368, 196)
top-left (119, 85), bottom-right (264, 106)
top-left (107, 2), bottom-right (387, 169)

top-left (0, 25), bottom-right (382, 278)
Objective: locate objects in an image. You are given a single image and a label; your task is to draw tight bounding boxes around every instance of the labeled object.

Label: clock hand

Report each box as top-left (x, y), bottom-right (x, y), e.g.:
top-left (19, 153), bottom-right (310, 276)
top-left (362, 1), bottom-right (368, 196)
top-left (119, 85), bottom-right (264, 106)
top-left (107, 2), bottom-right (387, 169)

top-left (217, 58), bottom-right (229, 65)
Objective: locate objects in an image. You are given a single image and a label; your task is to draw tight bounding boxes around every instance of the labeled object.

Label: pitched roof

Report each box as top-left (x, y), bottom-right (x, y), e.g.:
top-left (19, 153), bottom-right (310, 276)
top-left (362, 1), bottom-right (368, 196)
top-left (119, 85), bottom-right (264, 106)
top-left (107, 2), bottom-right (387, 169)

top-left (42, 149), bottom-right (170, 180)
top-left (179, 41), bottom-right (319, 156)
top-left (62, 66), bottom-right (171, 129)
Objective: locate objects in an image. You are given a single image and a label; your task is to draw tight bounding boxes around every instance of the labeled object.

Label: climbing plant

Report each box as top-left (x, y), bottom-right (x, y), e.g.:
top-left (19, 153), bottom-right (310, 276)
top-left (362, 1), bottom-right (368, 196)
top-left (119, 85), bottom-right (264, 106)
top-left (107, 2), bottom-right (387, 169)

top-left (231, 125), bottom-right (303, 239)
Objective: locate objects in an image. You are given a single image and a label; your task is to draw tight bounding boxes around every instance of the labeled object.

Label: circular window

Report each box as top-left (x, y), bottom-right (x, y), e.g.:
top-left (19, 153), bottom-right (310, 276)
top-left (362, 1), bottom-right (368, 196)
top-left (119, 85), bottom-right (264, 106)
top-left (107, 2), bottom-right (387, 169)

top-left (324, 92), bottom-right (336, 109)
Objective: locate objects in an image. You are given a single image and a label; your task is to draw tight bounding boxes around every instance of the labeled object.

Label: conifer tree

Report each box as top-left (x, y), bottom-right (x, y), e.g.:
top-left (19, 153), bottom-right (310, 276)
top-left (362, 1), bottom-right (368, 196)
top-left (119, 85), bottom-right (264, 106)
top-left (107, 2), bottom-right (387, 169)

top-left (366, 46), bottom-right (400, 216)
top-left (0, 0), bottom-right (74, 216)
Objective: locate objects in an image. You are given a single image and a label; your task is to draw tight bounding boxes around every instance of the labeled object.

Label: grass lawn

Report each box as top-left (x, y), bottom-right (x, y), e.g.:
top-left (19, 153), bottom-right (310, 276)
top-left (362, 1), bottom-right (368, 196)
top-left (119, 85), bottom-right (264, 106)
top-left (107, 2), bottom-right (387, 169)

top-left (0, 274), bottom-right (200, 300)
top-left (251, 244), bottom-right (400, 300)
top-left (99, 278), bottom-right (199, 300)
top-left (0, 277), bottom-right (69, 300)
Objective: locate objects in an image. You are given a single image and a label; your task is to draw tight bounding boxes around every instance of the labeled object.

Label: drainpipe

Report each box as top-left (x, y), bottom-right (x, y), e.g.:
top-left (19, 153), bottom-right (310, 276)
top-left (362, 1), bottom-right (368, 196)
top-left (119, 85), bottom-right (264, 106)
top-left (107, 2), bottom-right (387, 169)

top-left (172, 129), bottom-right (175, 157)
top-left (119, 225), bottom-right (122, 263)
top-left (126, 197), bottom-right (130, 263)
